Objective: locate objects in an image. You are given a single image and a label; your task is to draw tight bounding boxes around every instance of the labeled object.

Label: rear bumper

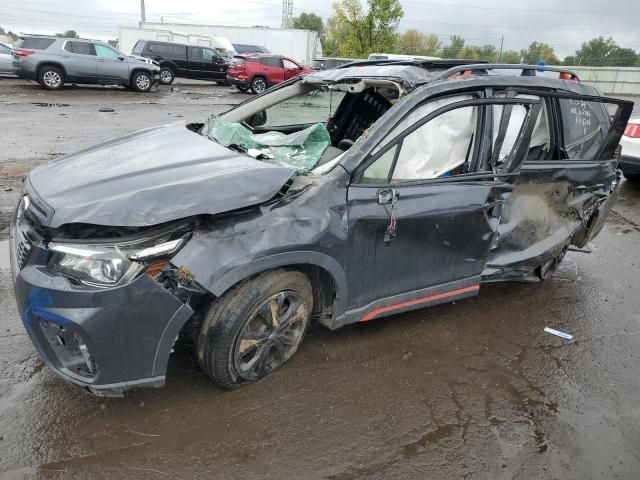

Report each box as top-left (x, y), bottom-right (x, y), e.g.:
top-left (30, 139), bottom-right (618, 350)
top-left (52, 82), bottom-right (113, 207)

top-left (620, 155), bottom-right (640, 176)
top-left (10, 207), bottom-right (193, 396)
top-left (227, 75), bottom-right (249, 88)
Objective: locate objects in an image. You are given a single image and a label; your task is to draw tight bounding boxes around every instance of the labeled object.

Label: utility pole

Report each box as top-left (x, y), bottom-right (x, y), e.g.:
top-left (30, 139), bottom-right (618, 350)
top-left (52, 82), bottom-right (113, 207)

top-left (140, 0), bottom-right (146, 27)
top-left (281, 0), bottom-right (293, 28)
top-left (498, 34), bottom-right (504, 62)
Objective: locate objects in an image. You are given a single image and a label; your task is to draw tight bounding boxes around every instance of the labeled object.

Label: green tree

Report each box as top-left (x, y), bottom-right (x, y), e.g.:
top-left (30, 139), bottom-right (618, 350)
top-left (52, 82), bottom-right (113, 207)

top-left (441, 35), bottom-right (465, 58)
top-left (326, 0), bottom-right (403, 57)
top-left (501, 50), bottom-right (522, 63)
top-left (520, 41), bottom-right (559, 64)
top-left (572, 36), bottom-right (638, 66)
top-left (458, 44), bottom-right (497, 61)
top-left (56, 30), bottom-right (79, 38)
top-left (291, 13), bottom-right (324, 37)
top-left (396, 29), bottom-right (440, 56)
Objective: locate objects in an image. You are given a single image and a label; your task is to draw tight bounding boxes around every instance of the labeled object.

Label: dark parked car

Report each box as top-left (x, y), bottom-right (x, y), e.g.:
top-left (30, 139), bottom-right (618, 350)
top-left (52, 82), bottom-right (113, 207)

top-left (226, 53), bottom-right (313, 93)
top-left (233, 43), bottom-right (270, 54)
top-left (10, 61), bottom-right (632, 396)
top-left (132, 40), bottom-right (229, 85)
top-left (12, 35), bottom-right (160, 91)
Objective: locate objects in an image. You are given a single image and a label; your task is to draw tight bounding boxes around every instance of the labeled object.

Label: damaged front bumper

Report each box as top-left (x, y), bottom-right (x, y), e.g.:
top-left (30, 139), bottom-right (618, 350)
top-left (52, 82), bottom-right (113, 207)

top-left (10, 216), bottom-right (193, 397)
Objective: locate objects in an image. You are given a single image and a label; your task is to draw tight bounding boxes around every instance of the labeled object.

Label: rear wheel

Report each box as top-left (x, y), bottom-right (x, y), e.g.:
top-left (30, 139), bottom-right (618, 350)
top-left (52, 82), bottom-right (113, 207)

top-left (159, 67), bottom-right (175, 85)
top-left (38, 66), bottom-right (64, 90)
top-left (197, 270), bottom-right (312, 390)
top-left (250, 76), bottom-right (267, 94)
top-left (131, 71), bottom-right (153, 92)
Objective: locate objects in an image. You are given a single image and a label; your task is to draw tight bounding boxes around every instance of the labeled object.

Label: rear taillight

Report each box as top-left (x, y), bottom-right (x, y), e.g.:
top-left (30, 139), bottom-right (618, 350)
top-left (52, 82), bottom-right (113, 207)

top-left (14, 49), bottom-right (34, 57)
top-left (624, 124), bottom-right (640, 138)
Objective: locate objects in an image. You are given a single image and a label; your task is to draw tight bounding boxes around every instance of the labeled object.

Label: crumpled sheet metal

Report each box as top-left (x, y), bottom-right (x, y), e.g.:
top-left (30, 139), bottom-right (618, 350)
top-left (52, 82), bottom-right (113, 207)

top-left (206, 116), bottom-right (331, 174)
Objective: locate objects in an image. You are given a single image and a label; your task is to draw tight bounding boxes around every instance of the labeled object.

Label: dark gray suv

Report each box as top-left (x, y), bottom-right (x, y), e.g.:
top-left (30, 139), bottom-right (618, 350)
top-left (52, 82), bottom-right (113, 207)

top-left (12, 35), bottom-right (160, 91)
top-left (9, 61), bottom-right (633, 396)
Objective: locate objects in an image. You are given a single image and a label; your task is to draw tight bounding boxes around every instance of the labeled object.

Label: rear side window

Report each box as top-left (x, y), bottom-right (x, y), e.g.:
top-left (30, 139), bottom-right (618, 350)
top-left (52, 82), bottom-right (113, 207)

top-left (262, 57), bottom-right (282, 68)
top-left (148, 43), bottom-right (169, 56)
top-left (0, 44), bottom-right (10, 54)
top-left (19, 38), bottom-right (56, 50)
top-left (559, 98), bottom-right (609, 160)
top-left (132, 40), bottom-right (144, 55)
top-left (65, 41), bottom-right (96, 56)
top-left (169, 45), bottom-right (187, 59)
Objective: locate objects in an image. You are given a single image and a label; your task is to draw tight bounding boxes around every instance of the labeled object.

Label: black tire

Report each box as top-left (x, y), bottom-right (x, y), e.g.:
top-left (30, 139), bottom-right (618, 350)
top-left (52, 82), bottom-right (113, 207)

top-left (38, 65), bottom-right (64, 90)
top-left (236, 85), bottom-right (249, 92)
top-left (250, 76), bottom-right (267, 94)
top-left (131, 71), bottom-right (153, 92)
top-left (622, 170), bottom-right (640, 182)
top-left (159, 67), bottom-right (175, 85)
top-left (197, 269), bottom-right (313, 390)
top-left (215, 80), bottom-right (228, 86)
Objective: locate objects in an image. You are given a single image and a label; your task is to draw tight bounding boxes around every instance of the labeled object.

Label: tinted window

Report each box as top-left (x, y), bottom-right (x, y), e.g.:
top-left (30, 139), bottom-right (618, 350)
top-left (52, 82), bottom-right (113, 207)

top-left (94, 44), bottom-right (120, 59)
top-left (190, 47), bottom-right (203, 61)
top-left (66, 41), bottom-right (96, 56)
top-left (20, 38), bottom-right (56, 50)
top-left (559, 98), bottom-right (608, 159)
top-left (0, 44), bottom-right (10, 54)
top-left (262, 57), bottom-right (282, 68)
top-left (148, 43), bottom-right (168, 55)
top-left (165, 45), bottom-right (186, 59)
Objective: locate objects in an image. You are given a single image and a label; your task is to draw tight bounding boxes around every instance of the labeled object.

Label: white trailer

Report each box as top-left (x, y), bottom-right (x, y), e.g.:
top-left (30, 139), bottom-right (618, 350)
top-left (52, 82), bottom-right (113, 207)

top-left (118, 27), bottom-right (235, 59)
top-left (141, 22), bottom-right (322, 66)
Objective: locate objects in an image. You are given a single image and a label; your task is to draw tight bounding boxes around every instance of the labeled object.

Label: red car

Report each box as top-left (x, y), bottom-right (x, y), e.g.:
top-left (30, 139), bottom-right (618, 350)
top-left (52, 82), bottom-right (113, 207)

top-left (226, 54), bottom-right (313, 94)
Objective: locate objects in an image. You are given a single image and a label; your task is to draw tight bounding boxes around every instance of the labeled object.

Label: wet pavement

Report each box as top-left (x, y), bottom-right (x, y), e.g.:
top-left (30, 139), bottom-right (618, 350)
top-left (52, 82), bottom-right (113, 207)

top-left (0, 78), bottom-right (639, 479)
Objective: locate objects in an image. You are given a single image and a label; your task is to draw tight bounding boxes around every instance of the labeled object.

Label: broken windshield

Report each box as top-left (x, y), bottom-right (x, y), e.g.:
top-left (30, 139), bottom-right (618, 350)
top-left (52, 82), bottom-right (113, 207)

top-left (206, 80), bottom-right (402, 175)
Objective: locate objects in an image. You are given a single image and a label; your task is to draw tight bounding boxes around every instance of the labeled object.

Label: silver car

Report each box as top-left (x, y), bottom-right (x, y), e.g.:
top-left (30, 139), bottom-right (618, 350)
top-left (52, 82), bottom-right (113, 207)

top-left (12, 35), bottom-right (160, 91)
top-left (0, 42), bottom-right (13, 74)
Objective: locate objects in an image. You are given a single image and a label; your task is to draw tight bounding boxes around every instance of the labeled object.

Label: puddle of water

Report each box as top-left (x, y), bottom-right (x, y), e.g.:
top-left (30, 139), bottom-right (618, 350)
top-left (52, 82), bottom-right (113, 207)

top-left (31, 103), bottom-right (70, 108)
top-left (0, 239), bottom-right (10, 270)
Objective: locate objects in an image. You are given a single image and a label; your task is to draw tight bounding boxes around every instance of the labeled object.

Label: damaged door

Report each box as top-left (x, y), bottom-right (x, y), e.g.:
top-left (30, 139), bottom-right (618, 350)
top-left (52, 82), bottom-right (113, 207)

top-left (485, 90), bottom-right (633, 280)
top-left (341, 94), bottom-right (542, 325)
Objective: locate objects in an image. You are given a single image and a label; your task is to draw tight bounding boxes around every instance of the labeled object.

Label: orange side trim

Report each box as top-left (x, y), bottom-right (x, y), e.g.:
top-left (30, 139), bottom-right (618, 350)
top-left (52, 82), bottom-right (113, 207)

top-left (360, 284), bottom-right (480, 322)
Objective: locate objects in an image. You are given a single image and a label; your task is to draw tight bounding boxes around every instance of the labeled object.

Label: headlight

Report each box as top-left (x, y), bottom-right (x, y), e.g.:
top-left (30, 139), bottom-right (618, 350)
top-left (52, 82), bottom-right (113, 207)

top-left (48, 237), bottom-right (185, 287)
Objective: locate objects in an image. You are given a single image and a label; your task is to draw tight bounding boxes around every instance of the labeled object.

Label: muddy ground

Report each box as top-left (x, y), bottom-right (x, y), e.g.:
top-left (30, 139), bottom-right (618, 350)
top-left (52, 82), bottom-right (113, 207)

top-left (0, 77), bottom-right (639, 479)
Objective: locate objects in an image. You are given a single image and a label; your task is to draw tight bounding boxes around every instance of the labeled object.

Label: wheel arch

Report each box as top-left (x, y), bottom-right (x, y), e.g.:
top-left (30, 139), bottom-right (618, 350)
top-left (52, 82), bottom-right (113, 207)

top-left (37, 62), bottom-right (67, 79)
top-left (209, 252), bottom-right (348, 323)
top-left (158, 61), bottom-right (177, 73)
top-left (128, 67), bottom-right (153, 85)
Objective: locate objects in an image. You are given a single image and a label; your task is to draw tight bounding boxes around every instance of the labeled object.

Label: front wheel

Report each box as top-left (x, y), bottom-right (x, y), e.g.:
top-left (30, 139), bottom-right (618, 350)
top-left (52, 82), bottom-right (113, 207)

top-left (197, 270), bottom-right (312, 390)
top-left (250, 76), bottom-right (267, 94)
top-left (131, 71), bottom-right (153, 92)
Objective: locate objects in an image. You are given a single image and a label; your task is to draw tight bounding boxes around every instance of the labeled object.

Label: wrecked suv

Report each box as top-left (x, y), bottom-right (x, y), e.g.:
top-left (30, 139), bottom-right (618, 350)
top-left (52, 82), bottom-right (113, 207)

top-left (10, 61), bottom-right (632, 396)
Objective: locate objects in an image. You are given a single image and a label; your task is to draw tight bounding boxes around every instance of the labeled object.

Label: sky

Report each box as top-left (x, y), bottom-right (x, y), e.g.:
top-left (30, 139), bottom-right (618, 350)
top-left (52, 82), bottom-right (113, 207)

top-left (0, 0), bottom-right (638, 58)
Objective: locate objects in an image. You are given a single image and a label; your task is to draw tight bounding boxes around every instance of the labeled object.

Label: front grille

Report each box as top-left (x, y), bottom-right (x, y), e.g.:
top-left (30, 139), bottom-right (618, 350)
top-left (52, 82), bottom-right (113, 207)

top-left (16, 225), bottom-right (34, 269)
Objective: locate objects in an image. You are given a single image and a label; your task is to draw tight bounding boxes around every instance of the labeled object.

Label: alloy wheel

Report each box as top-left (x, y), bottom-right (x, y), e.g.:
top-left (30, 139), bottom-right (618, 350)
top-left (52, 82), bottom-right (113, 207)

top-left (233, 290), bottom-right (308, 381)
top-left (43, 71), bottom-right (61, 88)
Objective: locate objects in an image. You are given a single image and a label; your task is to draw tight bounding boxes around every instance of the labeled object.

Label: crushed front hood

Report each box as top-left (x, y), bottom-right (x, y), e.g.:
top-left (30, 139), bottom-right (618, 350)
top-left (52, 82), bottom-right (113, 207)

top-left (26, 123), bottom-right (295, 228)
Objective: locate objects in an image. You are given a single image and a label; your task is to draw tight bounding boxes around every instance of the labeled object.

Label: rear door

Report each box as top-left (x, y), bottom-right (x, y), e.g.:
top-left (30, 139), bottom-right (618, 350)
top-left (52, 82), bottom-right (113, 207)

top-left (62, 41), bottom-right (97, 83)
top-left (260, 56), bottom-right (284, 85)
top-left (344, 93), bottom-right (542, 321)
top-left (187, 46), bottom-right (205, 78)
top-left (486, 89), bottom-right (633, 277)
top-left (94, 43), bottom-right (128, 84)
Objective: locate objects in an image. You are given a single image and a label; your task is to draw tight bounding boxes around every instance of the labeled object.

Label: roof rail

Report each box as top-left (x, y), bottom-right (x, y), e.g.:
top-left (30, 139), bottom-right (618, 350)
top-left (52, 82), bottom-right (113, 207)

top-left (435, 63), bottom-right (580, 81)
top-left (337, 58), bottom-right (488, 69)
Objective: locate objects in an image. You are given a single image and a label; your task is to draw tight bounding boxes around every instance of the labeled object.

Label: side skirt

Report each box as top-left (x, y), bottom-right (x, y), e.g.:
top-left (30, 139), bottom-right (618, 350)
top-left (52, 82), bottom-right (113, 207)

top-left (331, 277), bottom-right (480, 329)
